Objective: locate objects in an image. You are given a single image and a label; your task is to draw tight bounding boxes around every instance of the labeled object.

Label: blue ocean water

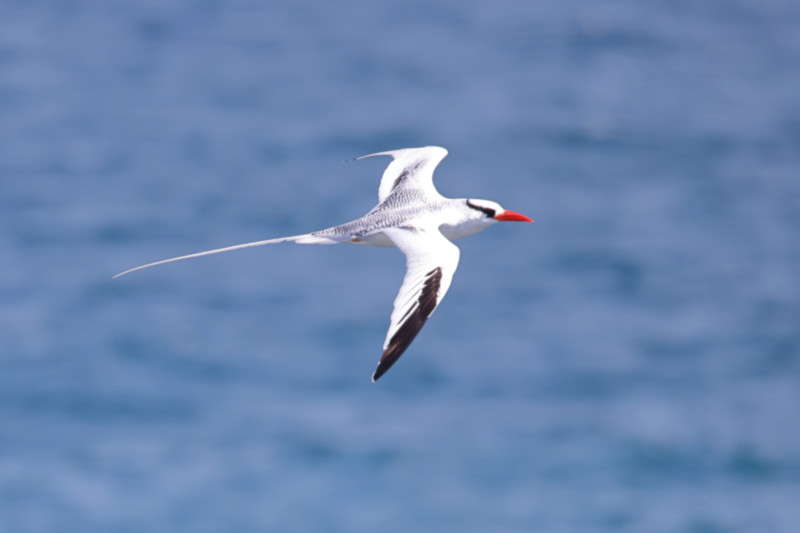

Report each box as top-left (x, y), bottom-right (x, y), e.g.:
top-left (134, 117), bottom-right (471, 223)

top-left (2, 0), bottom-right (800, 531)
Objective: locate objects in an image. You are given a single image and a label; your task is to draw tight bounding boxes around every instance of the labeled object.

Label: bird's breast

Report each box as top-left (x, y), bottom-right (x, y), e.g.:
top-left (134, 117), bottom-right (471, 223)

top-left (439, 219), bottom-right (493, 241)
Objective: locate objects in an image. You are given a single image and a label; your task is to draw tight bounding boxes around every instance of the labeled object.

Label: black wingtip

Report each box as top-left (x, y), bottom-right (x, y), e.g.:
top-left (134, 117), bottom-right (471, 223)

top-left (372, 355), bottom-right (392, 383)
top-left (370, 267), bottom-right (443, 382)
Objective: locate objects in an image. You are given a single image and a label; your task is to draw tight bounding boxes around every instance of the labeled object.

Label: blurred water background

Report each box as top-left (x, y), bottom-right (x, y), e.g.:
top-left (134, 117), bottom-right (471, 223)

top-left (2, 1), bottom-right (800, 532)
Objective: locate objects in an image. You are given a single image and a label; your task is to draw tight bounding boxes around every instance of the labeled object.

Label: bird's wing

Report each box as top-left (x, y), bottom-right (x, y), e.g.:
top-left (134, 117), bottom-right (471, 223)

top-left (356, 146), bottom-right (448, 203)
top-left (372, 226), bottom-right (461, 381)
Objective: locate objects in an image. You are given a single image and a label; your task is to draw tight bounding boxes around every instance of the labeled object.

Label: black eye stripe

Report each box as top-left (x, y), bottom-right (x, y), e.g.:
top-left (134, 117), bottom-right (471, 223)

top-left (466, 200), bottom-right (496, 218)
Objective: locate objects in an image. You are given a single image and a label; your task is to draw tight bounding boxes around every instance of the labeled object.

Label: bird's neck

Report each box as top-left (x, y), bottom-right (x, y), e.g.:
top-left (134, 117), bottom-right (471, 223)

top-left (438, 200), bottom-right (494, 241)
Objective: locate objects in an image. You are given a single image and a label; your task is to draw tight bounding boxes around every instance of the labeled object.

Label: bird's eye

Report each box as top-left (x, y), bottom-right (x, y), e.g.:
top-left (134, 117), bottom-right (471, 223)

top-left (466, 200), bottom-right (496, 218)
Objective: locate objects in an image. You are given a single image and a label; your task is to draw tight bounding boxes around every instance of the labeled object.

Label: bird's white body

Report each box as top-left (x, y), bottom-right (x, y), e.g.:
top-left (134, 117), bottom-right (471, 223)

top-left (115, 146), bottom-right (532, 381)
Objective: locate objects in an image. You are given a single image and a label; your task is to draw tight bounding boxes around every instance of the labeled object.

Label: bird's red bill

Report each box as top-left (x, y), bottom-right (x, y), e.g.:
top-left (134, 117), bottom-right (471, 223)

top-left (494, 210), bottom-right (533, 222)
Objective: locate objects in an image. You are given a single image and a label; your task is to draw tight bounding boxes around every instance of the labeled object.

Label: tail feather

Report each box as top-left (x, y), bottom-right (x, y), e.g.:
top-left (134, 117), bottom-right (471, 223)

top-left (113, 233), bottom-right (336, 278)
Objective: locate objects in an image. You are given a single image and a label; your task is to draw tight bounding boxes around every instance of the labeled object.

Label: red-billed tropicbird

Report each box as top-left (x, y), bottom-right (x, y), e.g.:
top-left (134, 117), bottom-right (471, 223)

top-left (115, 146), bottom-right (533, 381)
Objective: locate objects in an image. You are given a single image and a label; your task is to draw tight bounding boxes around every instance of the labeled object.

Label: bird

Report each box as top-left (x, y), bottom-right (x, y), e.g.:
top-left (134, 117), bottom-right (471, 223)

top-left (114, 146), bottom-right (533, 381)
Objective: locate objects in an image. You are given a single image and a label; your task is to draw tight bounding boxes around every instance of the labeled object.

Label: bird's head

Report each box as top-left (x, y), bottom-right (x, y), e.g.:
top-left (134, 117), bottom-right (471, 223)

top-left (465, 199), bottom-right (533, 224)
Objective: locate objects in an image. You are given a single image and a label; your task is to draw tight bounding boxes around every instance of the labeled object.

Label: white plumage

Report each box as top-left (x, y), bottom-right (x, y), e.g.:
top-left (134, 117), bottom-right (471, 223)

top-left (115, 146), bottom-right (533, 381)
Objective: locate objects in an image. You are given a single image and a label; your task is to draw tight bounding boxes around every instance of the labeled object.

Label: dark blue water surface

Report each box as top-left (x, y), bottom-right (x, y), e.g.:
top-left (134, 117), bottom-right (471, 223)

top-left (2, 1), bottom-right (800, 531)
